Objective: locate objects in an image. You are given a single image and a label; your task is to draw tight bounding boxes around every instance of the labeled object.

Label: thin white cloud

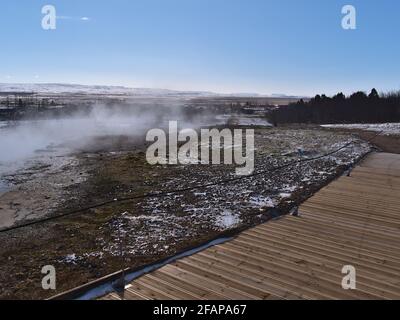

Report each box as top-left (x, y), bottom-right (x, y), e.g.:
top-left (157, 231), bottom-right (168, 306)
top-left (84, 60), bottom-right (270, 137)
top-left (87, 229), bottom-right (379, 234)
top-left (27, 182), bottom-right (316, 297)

top-left (56, 16), bottom-right (91, 22)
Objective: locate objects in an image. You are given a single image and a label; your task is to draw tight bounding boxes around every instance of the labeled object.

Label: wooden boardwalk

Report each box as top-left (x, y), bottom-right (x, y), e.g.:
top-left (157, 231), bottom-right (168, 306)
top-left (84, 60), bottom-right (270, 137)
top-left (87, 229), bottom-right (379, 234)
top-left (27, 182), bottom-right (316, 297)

top-left (100, 152), bottom-right (400, 300)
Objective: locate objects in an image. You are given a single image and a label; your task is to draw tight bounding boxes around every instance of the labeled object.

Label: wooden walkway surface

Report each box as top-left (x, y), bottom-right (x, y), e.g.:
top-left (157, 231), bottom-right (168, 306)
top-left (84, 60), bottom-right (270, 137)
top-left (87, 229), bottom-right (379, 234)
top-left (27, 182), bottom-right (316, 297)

top-left (100, 152), bottom-right (400, 300)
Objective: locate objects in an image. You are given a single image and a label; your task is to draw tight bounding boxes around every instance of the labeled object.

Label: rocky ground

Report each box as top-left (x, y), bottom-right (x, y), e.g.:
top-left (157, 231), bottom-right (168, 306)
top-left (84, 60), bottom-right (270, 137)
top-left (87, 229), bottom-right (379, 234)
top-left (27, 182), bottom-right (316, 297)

top-left (0, 126), bottom-right (372, 299)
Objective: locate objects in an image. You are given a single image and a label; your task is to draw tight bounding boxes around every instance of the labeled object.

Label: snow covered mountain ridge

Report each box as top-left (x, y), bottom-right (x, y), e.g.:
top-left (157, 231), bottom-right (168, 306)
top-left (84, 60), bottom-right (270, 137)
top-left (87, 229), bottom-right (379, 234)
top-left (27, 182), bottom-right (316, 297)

top-left (0, 83), bottom-right (300, 98)
top-left (0, 83), bottom-right (215, 96)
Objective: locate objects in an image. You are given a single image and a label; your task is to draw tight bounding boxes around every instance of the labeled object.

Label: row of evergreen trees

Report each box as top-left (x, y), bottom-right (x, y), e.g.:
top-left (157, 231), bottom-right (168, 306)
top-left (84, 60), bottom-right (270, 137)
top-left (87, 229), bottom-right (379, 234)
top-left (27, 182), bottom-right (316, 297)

top-left (269, 89), bottom-right (400, 124)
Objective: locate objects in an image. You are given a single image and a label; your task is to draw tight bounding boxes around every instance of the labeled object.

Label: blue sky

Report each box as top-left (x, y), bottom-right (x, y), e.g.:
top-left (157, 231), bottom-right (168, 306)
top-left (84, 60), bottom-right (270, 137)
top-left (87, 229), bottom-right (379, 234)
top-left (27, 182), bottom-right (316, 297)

top-left (0, 0), bottom-right (399, 96)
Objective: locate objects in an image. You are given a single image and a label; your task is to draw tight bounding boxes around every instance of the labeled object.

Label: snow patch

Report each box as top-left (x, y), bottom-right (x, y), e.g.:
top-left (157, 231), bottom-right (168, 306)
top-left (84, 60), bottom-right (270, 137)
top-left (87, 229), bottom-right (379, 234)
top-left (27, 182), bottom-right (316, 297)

top-left (215, 210), bottom-right (241, 230)
top-left (249, 195), bottom-right (277, 208)
top-left (61, 254), bottom-right (79, 264)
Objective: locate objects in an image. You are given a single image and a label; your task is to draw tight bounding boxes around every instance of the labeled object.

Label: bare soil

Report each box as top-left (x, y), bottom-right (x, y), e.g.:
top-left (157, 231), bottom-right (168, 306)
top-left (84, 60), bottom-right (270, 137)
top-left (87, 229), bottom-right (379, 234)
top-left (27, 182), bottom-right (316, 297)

top-left (350, 130), bottom-right (400, 154)
top-left (321, 127), bottom-right (400, 154)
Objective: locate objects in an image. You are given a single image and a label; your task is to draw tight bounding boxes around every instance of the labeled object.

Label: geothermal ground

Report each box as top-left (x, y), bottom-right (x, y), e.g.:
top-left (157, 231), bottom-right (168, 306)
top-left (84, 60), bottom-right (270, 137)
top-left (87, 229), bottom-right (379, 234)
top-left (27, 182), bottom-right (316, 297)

top-left (0, 124), bottom-right (372, 299)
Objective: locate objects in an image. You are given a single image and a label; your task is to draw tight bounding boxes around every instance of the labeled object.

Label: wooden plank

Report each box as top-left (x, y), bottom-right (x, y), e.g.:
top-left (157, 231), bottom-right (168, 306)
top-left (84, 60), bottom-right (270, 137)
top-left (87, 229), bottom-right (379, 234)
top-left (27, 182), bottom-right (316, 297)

top-left (146, 271), bottom-right (227, 300)
top-left (161, 263), bottom-right (272, 300)
top-left (261, 218), bottom-right (400, 252)
top-left (297, 210), bottom-right (400, 239)
top-left (300, 205), bottom-right (400, 229)
top-left (224, 240), bottom-right (400, 290)
top-left (197, 248), bottom-right (381, 299)
top-left (326, 179), bottom-right (400, 193)
top-left (202, 246), bottom-right (399, 299)
top-left (239, 232), bottom-right (400, 273)
top-left (304, 198), bottom-right (400, 216)
top-left (301, 197), bottom-right (399, 220)
top-left (251, 225), bottom-right (400, 262)
top-left (233, 235), bottom-right (400, 280)
top-left (230, 238), bottom-right (400, 286)
top-left (299, 209), bottom-right (400, 237)
top-left (135, 276), bottom-right (200, 300)
top-left (353, 166), bottom-right (400, 177)
top-left (125, 282), bottom-right (175, 300)
top-left (170, 260), bottom-right (301, 299)
top-left (312, 186), bottom-right (400, 202)
top-left (217, 243), bottom-right (400, 299)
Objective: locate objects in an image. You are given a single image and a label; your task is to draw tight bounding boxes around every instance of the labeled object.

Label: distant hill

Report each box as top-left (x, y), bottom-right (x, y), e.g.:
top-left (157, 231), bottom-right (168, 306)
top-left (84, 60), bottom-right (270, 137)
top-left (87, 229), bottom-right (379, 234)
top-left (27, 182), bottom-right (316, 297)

top-left (0, 83), bottom-right (303, 99)
top-left (0, 83), bottom-right (216, 97)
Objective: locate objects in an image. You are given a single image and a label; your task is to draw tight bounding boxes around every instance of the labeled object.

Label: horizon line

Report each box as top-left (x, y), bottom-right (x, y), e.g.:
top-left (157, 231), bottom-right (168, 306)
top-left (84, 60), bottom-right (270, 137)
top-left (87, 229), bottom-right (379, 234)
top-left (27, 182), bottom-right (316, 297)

top-left (0, 82), bottom-right (310, 98)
